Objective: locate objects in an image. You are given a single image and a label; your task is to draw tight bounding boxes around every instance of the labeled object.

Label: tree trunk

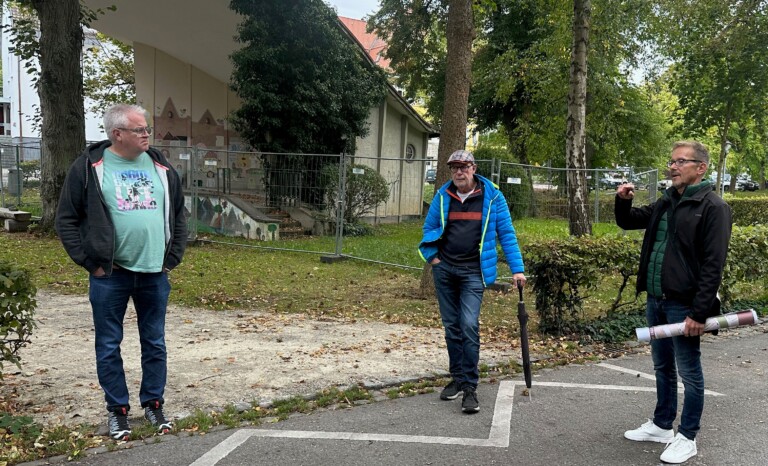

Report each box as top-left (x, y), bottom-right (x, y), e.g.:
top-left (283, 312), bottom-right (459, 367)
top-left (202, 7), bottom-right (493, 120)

top-left (420, 0), bottom-right (475, 299)
top-left (30, 0), bottom-right (85, 233)
top-left (565, 0), bottom-right (592, 237)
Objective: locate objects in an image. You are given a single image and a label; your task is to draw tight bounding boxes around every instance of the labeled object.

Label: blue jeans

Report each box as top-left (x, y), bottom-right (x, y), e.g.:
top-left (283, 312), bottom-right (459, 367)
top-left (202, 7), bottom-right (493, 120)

top-left (89, 268), bottom-right (171, 411)
top-left (432, 262), bottom-right (485, 389)
top-left (646, 296), bottom-right (704, 440)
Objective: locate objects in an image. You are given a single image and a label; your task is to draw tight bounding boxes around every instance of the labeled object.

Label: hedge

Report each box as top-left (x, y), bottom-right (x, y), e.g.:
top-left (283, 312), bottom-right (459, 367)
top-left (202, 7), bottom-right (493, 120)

top-left (526, 224), bottom-right (768, 336)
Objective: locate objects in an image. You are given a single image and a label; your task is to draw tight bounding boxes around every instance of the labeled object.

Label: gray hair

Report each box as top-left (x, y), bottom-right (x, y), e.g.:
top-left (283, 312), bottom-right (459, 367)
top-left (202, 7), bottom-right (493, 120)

top-left (672, 140), bottom-right (710, 165)
top-left (104, 104), bottom-right (150, 142)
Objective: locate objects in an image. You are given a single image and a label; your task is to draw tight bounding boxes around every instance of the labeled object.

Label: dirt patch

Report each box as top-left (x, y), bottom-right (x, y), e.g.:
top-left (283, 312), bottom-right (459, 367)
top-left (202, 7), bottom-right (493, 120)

top-left (1, 291), bottom-right (521, 428)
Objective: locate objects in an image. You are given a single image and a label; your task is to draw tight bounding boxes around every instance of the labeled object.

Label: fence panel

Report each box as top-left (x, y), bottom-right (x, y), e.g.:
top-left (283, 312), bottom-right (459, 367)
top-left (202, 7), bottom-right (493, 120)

top-left (158, 145), bottom-right (342, 256)
top-left (1, 140), bottom-right (658, 270)
top-left (0, 142), bottom-right (43, 216)
top-left (473, 161), bottom-right (657, 224)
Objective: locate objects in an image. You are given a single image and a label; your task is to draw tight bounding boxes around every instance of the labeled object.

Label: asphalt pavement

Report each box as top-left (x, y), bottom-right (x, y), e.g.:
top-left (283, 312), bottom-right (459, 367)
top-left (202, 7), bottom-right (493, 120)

top-left (23, 322), bottom-right (767, 466)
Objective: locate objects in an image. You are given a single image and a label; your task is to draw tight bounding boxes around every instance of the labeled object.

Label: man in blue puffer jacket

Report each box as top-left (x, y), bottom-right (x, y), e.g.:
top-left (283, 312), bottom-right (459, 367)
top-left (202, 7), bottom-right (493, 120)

top-left (419, 150), bottom-right (526, 414)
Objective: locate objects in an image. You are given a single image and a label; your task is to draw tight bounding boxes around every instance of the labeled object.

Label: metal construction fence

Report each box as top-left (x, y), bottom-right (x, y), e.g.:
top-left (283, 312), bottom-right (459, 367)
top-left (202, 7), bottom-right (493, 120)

top-left (0, 141), bottom-right (657, 270)
top-left (0, 142), bottom-right (43, 214)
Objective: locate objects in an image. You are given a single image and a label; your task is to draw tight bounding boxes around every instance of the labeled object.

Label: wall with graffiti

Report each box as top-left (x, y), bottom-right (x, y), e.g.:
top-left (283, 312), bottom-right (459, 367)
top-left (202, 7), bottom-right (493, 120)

top-left (186, 195), bottom-right (279, 241)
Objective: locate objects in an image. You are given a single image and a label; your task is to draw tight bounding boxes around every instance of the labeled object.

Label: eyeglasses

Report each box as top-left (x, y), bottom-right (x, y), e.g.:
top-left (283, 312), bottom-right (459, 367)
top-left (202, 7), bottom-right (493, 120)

top-left (666, 158), bottom-right (701, 168)
top-left (449, 164), bottom-right (474, 173)
top-left (117, 126), bottom-right (153, 135)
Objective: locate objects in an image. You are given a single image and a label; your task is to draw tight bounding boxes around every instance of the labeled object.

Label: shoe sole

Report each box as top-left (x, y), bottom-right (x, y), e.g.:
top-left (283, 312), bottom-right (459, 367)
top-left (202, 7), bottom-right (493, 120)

top-left (462, 407), bottom-right (480, 413)
top-left (109, 431), bottom-right (131, 441)
top-left (440, 393), bottom-right (461, 400)
top-left (624, 433), bottom-right (674, 443)
top-left (659, 453), bottom-right (696, 464)
top-left (156, 422), bottom-right (173, 435)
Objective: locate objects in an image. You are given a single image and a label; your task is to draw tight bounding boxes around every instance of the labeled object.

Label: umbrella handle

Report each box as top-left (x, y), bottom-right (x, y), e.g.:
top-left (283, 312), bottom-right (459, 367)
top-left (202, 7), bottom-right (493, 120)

top-left (517, 280), bottom-right (524, 302)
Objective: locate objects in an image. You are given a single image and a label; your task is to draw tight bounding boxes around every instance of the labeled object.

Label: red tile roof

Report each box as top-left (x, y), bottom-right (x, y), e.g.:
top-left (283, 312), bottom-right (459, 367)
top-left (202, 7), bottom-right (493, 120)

top-left (338, 16), bottom-right (391, 70)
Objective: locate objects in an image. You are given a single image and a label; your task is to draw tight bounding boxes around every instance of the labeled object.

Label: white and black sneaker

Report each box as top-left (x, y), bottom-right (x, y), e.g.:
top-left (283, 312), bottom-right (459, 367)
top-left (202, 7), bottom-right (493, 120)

top-left (107, 406), bottom-right (131, 441)
top-left (440, 380), bottom-right (461, 400)
top-left (144, 400), bottom-right (173, 434)
top-left (461, 387), bottom-right (480, 413)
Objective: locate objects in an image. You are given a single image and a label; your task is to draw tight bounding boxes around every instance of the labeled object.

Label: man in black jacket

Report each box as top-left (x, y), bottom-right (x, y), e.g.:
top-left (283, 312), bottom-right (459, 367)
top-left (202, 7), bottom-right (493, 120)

top-left (616, 140), bottom-right (732, 464)
top-left (56, 104), bottom-right (187, 441)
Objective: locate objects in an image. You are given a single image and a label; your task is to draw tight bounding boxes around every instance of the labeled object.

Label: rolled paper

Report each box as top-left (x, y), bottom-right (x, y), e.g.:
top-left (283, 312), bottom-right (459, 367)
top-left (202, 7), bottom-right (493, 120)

top-left (636, 309), bottom-right (759, 342)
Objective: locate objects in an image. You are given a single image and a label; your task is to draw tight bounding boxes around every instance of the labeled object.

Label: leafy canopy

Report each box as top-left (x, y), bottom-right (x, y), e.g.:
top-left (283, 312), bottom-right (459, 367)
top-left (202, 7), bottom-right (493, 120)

top-left (229, 0), bottom-right (388, 154)
top-left (83, 33), bottom-right (135, 116)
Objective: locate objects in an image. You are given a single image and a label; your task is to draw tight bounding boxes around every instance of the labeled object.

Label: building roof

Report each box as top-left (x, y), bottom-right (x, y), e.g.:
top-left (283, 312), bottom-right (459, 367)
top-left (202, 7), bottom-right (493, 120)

top-left (338, 16), bottom-right (391, 70)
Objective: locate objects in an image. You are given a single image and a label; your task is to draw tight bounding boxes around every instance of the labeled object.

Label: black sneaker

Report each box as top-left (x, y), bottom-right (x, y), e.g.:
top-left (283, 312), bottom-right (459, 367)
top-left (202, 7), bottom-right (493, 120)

top-left (143, 400), bottom-right (173, 434)
top-left (107, 406), bottom-right (131, 441)
top-left (461, 387), bottom-right (480, 413)
top-left (440, 379), bottom-right (461, 400)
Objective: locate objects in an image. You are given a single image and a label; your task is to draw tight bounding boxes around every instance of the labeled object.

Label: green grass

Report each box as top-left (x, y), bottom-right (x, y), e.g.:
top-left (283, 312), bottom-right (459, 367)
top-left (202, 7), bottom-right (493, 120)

top-left (0, 215), bottom-right (759, 334)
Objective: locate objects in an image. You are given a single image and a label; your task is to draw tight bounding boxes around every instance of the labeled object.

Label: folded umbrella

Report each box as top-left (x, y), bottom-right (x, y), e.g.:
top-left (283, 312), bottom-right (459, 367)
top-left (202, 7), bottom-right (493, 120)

top-left (517, 281), bottom-right (532, 389)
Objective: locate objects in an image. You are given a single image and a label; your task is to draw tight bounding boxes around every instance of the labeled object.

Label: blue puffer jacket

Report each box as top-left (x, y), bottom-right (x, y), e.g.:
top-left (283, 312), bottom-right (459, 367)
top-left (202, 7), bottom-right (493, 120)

top-left (418, 174), bottom-right (524, 286)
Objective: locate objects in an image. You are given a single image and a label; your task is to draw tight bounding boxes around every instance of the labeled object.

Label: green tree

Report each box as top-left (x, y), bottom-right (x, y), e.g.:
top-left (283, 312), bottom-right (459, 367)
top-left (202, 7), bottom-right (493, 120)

top-left (651, 0), bottom-right (768, 192)
top-left (0, 0), bottom-right (114, 231)
top-left (229, 0), bottom-right (388, 154)
top-left (83, 32), bottom-right (135, 117)
top-left (368, 0), bottom-right (449, 124)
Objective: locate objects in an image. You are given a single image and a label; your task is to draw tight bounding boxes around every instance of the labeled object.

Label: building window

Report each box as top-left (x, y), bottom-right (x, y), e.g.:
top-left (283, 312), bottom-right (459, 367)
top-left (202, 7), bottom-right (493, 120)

top-left (405, 144), bottom-right (416, 163)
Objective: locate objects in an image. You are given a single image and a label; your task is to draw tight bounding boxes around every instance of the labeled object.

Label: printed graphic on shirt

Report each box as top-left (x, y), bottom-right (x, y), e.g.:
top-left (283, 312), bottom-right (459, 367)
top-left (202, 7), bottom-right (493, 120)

top-left (111, 169), bottom-right (159, 211)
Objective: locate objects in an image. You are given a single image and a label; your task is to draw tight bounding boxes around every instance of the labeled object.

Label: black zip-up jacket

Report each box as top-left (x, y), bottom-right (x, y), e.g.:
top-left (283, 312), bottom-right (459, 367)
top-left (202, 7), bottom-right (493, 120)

top-left (56, 140), bottom-right (187, 275)
top-left (615, 183), bottom-right (732, 323)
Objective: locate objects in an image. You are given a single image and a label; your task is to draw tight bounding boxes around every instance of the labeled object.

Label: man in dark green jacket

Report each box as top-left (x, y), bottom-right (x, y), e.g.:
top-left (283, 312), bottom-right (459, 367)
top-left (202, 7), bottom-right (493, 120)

top-left (615, 140), bottom-right (732, 464)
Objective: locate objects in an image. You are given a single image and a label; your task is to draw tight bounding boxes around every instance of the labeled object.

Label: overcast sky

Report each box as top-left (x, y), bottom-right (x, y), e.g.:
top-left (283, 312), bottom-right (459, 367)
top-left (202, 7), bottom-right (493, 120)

top-left (327, 0), bottom-right (380, 19)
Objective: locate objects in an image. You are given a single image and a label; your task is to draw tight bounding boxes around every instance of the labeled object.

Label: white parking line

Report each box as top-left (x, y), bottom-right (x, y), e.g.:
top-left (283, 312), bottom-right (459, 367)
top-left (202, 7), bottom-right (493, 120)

top-left (191, 381), bottom-right (516, 466)
top-left (191, 377), bottom-right (727, 465)
top-left (598, 362), bottom-right (725, 396)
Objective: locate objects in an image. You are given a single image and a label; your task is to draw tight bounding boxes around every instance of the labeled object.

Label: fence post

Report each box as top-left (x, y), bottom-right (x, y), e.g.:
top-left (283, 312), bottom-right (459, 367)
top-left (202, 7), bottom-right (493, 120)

top-left (189, 146), bottom-right (199, 242)
top-left (593, 168), bottom-right (599, 224)
top-left (321, 151), bottom-right (347, 263)
top-left (334, 151), bottom-right (347, 255)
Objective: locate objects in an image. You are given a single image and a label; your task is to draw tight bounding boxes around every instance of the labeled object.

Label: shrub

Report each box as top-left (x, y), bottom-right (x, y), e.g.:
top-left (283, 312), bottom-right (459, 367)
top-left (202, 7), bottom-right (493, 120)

top-left (527, 224), bottom-right (768, 338)
top-left (578, 303), bottom-right (647, 343)
top-left (726, 196), bottom-right (768, 226)
top-left (0, 261), bottom-right (37, 376)
top-left (526, 235), bottom-right (640, 335)
top-left (18, 160), bottom-right (41, 183)
top-left (721, 224), bottom-right (768, 304)
top-left (322, 162), bottom-right (390, 228)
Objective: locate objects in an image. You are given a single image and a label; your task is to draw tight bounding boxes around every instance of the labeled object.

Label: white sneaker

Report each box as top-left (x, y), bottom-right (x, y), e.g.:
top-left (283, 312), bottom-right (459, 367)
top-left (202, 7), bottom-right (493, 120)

top-left (624, 419), bottom-right (675, 443)
top-left (660, 433), bottom-right (697, 463)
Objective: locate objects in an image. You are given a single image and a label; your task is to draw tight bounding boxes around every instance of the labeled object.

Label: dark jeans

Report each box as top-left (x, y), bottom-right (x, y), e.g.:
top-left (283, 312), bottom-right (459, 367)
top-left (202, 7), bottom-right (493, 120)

top-left (646, 296), bottom-right (704, 440)
top-left (89, 268), bottom-right (171, 411)
top-left (432, 261), bottom-right (485, 389)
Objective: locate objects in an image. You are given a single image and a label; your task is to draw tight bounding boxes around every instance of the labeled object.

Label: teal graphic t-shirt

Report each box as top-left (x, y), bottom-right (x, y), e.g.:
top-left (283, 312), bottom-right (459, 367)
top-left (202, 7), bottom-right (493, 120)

top-left (102, 149), bottom-right (166, 272)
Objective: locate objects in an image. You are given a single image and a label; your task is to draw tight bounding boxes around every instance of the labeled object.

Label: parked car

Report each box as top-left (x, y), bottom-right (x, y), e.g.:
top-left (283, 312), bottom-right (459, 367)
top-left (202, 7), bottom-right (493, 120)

top-left (736, 175), bottom-right (759, 191)
top-left (424, 168), bottom-right (436, 184)
top-left (658, 179), bottom-right (673, 191)
top-left (709, 172), bottom-right (732, 191)
top-left (599, 174), bottom-right (625, 190)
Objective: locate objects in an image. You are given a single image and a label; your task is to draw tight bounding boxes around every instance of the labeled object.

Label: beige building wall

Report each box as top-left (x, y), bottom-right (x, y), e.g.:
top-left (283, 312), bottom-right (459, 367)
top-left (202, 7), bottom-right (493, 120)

top-left (356, 102), bottom-right (428, 221)
top-left (134, 44), bottom-right (238, 150)
top-left (134, 44), bottom-right (430, 221)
